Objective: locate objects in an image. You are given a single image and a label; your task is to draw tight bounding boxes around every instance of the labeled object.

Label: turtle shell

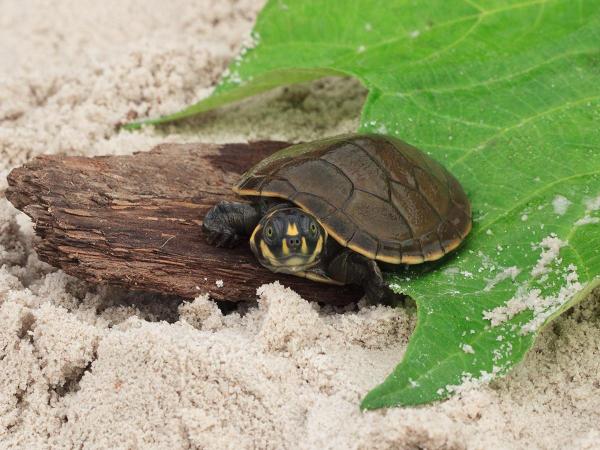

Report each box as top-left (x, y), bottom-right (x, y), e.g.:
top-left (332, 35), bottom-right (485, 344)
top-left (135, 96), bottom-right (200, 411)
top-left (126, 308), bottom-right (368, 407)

top-left (234, 134), bottom-right (471, 264)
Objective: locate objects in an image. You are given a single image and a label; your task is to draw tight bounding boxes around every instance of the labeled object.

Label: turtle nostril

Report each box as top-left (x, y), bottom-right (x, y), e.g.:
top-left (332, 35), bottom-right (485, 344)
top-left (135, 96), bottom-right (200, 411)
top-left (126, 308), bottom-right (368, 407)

top-left (287, 237), bottom-right (301, 249)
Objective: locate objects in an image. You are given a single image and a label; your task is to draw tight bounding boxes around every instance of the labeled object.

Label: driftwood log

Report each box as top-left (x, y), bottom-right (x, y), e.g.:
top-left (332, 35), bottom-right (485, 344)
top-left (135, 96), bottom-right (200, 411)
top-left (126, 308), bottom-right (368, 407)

top-left (6, 142), bottom-right (361, 304)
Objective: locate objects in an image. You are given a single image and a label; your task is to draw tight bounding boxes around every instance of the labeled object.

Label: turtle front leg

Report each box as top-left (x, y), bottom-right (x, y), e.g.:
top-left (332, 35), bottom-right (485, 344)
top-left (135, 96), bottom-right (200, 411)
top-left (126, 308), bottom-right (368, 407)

top-left (327, 250), bottom-right (398, 305)
top-left (202, 201), bottom-right (261, 248)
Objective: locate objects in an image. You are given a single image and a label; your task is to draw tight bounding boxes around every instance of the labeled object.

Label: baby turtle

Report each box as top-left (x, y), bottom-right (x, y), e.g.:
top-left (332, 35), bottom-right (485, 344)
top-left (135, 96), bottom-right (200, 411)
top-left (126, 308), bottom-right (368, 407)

top-left (203, 134), bottom-right (471, 303)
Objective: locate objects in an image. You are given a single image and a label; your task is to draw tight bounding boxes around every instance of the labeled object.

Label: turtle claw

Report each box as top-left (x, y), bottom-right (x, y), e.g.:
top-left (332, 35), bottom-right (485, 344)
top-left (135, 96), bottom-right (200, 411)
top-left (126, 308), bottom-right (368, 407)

top-left (204, 229), bottom-right (241, 248)
top-left (205, 230), bottom-right (218, 245)
top-left (215, 231), bottom-right (241, 248)
top-left (364, 283), bottom-right (400, 306)
top-left (363, 260), bottom-right (402, 306)
top-left (202, 201), bottom-right (245, 248)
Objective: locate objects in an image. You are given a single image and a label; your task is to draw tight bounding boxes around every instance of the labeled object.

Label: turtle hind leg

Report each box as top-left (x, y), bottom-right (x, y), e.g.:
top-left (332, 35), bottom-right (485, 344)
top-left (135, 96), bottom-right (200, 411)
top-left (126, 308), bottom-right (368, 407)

top-left (202, 201), bottom-right (261, 248)
top-left (327, 250), bottom-right (399, 305)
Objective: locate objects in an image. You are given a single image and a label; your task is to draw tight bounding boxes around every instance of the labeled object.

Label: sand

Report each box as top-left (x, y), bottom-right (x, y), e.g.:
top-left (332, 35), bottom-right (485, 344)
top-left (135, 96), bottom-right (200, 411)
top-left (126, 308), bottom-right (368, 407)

top-left (0, 1), bottom-right (599, 448)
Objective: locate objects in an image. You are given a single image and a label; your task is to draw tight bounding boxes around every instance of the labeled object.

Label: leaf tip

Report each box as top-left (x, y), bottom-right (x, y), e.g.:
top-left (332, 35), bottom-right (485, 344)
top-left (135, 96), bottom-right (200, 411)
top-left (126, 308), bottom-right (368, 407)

top-left (121, 121), bottom-right (143, 131)
top-left (360, 385), bottom-right (396, 411)
top-left (359, 395), bottom-right (381, 411)
top-left (121, 115), bottom-right (173, 131)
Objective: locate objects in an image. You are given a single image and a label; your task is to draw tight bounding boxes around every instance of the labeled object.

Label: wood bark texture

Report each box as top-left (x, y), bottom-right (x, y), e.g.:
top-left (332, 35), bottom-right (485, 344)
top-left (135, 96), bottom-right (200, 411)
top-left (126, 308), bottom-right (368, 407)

top-left (6, 142), bottom-right (361, 304)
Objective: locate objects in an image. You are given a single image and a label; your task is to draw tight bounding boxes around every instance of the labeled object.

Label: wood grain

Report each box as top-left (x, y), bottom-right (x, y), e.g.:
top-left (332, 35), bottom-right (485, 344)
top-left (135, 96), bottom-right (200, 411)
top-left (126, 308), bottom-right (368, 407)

top-left (6, 142), bottom-right (361, 304)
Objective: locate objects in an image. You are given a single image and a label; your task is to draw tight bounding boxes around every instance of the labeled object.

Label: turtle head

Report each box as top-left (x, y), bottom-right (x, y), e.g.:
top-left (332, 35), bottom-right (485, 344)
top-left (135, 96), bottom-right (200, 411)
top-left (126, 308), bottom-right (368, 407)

top-left (250, 207), bottom-right (326, 272)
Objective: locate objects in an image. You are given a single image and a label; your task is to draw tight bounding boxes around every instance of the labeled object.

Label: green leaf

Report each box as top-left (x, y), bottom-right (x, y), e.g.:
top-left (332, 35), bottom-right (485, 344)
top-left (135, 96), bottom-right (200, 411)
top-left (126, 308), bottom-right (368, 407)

top-left (130, 0), bottom-right (600, 407)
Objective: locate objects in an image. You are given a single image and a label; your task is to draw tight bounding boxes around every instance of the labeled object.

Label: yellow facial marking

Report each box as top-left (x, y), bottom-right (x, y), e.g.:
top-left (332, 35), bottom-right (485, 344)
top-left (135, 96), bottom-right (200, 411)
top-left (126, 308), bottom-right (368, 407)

top-left (301, 237), bottom-right (308, 255)
top-left (260, 240), bottom-right (279, 265)
top-left (250, 224), bottom-right (261, 252)
top-left (264, 208), bottom-right (279, 220)
top-left (308, 236), bottom-right (323, 263)
top-left (281, 238), bottom-right (290, 256)
top-left (301, 271), bottom-right (344, 285)
top-left (284, 257), bottom-right (306, 267)
top-left (286, 223), bottom-right (299, 236)
top-left (315, 235), bottom-right (323, 254)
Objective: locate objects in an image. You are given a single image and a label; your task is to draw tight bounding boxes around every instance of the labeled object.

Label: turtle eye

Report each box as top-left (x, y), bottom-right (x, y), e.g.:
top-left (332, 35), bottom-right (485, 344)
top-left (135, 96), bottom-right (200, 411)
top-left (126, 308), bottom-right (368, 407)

top-left (266, 226), bottom-right (274, 238)
top-left (309, 222), bottom-right (317, 235)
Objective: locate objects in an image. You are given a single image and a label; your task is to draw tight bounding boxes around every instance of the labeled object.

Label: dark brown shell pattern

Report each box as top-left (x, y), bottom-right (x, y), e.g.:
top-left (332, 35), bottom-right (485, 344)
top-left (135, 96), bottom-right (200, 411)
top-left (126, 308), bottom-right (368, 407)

top-left (234, 134), bottom-right (471, 264)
